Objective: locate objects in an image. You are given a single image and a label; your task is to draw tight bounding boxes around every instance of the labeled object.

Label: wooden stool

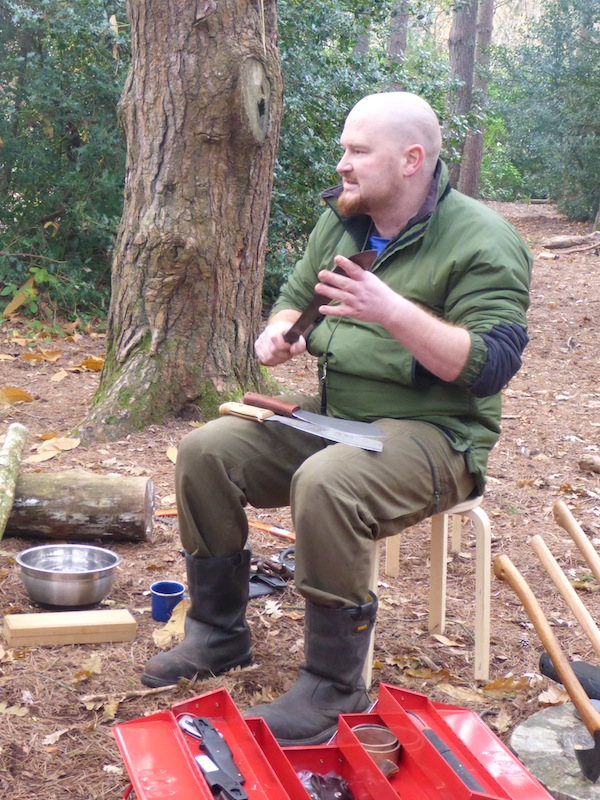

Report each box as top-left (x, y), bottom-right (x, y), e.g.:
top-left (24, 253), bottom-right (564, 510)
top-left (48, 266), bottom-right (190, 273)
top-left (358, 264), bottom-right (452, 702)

top-left (365, 496), bottom-right (491, 687)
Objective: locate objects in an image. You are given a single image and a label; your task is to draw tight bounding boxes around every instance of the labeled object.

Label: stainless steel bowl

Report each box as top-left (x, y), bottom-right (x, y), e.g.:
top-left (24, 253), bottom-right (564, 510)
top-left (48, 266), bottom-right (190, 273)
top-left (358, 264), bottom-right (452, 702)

top-left (16, 544), bottom-right (120, 608)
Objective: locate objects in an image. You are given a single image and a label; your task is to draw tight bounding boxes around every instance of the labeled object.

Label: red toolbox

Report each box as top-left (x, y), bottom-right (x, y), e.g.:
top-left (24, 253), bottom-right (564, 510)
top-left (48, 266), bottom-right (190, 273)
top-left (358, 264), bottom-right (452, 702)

top-left (113, 683), bottom-right (553, 800)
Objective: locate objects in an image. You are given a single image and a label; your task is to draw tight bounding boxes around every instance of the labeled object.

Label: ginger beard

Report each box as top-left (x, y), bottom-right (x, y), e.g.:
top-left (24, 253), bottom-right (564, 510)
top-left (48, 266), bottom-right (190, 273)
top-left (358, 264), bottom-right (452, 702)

top-left (337, 187), bottom-right (369, 217)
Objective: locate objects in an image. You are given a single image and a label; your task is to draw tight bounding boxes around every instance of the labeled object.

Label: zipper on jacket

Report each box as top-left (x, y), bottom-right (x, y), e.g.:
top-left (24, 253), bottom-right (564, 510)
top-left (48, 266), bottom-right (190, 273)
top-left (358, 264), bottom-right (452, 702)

top-left (411, 435), bottom-right (440, 513)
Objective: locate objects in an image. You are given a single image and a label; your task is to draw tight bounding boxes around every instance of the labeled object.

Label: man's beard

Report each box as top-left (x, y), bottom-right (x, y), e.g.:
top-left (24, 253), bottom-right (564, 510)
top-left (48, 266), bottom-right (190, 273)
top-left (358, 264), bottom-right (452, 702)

top-left (337, 188), bottom-right (368, 217)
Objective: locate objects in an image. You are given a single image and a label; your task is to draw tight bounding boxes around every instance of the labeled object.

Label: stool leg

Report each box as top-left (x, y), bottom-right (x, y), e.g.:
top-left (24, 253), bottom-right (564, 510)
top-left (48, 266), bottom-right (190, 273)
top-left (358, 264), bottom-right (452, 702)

top-left (384, 534), bottom-right (401, 578)
top-left (362, 541), bottom-right (380, 689)
top-left (429, 512), bottom-right (449, 634)
top-left (469, 507), bottom-right (491, 680)
top-left (451, 513), bottom-right (462, 554)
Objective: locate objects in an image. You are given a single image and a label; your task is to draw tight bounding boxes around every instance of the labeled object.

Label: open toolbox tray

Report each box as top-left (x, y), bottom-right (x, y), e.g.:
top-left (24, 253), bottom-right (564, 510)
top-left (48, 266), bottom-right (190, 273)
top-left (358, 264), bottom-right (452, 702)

top-left (113, 683), bottom-right (553, 800)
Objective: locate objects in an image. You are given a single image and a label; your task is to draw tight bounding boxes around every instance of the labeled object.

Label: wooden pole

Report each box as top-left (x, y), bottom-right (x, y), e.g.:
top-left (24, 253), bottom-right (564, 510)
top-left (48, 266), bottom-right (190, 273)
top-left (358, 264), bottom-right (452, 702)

top-left (0, 423), bottom-right (29, 541)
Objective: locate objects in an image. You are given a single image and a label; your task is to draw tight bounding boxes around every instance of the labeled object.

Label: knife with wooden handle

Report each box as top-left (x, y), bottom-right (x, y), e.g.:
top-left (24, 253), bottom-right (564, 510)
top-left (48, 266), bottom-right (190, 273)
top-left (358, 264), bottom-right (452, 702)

top-left (218, 402), bottom-right (383, 451)
top-left (243, 392), bottom-right (385, 438)
top-left (282, 249), bottom-right (378, 344)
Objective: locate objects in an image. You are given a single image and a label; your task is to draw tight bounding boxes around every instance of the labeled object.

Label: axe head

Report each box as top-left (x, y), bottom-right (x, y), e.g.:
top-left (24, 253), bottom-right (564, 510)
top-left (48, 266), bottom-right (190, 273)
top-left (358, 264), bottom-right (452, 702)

top-left (576, 728), bottom-right (600, 783)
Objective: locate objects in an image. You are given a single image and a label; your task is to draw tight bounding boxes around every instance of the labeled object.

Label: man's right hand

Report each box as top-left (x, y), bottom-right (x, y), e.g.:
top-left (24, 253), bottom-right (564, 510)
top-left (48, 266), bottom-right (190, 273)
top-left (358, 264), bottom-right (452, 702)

top-left (255, 317), bottom-right (306, 366)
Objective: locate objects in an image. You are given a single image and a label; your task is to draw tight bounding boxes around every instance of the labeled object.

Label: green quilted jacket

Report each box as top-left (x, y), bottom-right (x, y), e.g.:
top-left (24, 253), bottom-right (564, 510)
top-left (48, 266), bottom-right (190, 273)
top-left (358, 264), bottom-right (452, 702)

top-left (271, 162), bottom-right (532, 491)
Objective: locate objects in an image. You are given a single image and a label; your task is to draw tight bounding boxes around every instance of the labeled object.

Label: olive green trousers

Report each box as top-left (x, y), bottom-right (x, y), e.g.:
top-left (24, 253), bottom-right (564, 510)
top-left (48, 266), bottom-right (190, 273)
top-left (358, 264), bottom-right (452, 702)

top-left (175, 394), bottom-right (475, 608)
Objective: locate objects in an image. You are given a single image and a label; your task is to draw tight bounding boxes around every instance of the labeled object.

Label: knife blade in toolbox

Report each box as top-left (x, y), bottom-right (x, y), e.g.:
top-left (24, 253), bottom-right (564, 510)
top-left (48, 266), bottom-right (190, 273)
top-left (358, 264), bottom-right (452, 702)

top-left (283, 249), bottom-right (378, 344)
top-left (243, 393), bottom-right (385, 438)
top-left (219, 402), bottom-right (383, 452)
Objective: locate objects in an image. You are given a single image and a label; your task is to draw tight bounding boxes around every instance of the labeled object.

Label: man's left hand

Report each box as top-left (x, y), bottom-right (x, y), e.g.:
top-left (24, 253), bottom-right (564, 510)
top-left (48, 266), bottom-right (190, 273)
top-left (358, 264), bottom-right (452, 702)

top-left (315, 255), bottom-right (400, 327)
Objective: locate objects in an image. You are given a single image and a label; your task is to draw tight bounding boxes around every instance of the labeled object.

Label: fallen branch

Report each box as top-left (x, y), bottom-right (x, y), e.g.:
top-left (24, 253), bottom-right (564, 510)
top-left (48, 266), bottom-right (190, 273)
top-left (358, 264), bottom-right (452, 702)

top-left (542, 231), bottom-right (600, 250)
top-left (80, 684), bottom-right (175, 708)
top-left (0, 423), bottom-right (28, 541)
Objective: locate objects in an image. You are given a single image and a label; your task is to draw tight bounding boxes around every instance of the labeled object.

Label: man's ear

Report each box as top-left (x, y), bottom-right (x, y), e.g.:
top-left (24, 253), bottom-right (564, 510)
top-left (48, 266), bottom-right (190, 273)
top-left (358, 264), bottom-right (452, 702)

top-left (404, 144), bottom-right (425, 176)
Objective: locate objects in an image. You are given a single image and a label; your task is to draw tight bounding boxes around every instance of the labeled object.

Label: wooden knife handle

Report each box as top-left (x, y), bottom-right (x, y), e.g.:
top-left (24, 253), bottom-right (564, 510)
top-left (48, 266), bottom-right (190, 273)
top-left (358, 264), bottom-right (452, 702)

top-left (219, 402), bottom-right (274, 422)
top-left (494, 553), bottom-right (600, 737)
top-left (243, 393), bottom-right (300, 416)
top-left (283, 249), bottom-right (378, 344)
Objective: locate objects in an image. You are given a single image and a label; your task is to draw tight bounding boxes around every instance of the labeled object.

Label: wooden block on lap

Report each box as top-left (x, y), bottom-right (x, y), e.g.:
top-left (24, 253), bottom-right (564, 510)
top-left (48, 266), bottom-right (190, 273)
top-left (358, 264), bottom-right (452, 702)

top-left (3, 609), bottom-right (137, 647)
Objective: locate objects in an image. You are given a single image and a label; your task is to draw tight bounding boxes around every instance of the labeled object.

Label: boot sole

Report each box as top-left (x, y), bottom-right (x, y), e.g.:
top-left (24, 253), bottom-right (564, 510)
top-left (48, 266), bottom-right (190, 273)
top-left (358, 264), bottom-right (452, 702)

top-left (140, 654), bottom-right (253, 689)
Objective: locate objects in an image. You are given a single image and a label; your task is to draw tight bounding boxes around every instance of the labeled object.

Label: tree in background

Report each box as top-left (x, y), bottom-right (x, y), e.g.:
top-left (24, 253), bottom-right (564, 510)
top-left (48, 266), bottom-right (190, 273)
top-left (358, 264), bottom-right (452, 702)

top-left (82, 0), bottom-right (282, 437)
top-left (489, 0), bottom-right (599, 220)
top-left (458, 0), bottom-right (494, 197)
top-left (0, 0), bottom-right (129, 318)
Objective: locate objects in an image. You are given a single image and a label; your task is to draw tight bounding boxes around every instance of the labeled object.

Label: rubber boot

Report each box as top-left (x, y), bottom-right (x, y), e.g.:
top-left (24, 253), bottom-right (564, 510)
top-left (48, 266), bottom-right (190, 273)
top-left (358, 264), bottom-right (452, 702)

top-left (141, 550), bottom-right (252, 688)
top-left (248, 593), bottom-right (377, 745)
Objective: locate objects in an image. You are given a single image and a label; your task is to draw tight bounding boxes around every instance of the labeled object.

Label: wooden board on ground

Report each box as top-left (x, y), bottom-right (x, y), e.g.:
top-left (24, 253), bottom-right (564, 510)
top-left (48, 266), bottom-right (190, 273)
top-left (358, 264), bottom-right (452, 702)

top-left (3, 608), bottom-right (137, 647)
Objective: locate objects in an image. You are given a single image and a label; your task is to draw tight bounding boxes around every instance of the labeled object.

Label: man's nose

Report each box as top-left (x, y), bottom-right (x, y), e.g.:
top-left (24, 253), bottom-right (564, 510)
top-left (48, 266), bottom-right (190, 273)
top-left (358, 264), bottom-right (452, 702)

top-left (336, 154), bottom-right (351, 174)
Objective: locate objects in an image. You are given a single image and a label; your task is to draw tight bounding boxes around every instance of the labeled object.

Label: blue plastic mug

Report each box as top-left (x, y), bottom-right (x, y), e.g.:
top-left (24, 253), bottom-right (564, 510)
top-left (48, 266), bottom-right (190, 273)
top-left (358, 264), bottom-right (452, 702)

top-left (150, 580), bottom-right (186, 622)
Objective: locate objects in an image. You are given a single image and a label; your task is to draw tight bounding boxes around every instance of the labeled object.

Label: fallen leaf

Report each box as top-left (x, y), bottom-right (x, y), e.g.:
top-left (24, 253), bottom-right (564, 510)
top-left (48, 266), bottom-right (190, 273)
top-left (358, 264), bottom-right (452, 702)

top-left (0, 701), bottom-right (29, 717)
top-left (42, 728), bottom-right (71, 746)
top-left (431, 633), bottom-right (464, 647)
top-left (489, 706), bottom-right (514, 734)
top-left (50, 369), bottom-right (68, 383)
top-left (166, 446), bottom-right (178, 464)
top-left (483, 673), bottom-right (532, 698)
top-left (0, 387), bottom-right (34, 404)
top-left (539, 684), bottom-right (569, 706)
top-left (152, 599), bottom-right (190, 649)
top-left (435, 683), bottom-right (484, 705)
top-left (25, 436), bottom-right (80, 463)
top-left (74, 355), bottom-right (104, 372)
top-left (72, 654), bottom-right (102, 684)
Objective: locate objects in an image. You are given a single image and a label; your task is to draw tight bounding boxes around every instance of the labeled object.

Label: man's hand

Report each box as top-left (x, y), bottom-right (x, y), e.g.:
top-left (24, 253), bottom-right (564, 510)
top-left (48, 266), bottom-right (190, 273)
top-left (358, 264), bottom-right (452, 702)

top-left (255, 317), bottom-right (306, 366)
top-left (317, 254), bottom-right (471, 382)
top-left (315, 255), bottom-right (399, 327)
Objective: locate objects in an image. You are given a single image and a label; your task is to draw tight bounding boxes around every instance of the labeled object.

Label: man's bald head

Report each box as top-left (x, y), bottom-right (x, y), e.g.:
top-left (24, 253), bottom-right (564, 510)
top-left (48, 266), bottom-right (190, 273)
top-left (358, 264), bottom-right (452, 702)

top-left (346, 92), bottom-right (442, 173)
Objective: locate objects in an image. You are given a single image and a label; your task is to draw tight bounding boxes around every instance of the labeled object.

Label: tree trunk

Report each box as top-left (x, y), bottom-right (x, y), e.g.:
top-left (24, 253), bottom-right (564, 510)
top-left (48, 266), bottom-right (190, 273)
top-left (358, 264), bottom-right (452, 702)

top-left (81, 0), bottom-right (283, 440)
top-left (445, 0), bottom-right (479, 187)
top-left (458, 0), bottom-right (494, 197)
top-left (5, 471), bottom-right (154, 542)
top-left (388, 0), bottom-right (410, 67)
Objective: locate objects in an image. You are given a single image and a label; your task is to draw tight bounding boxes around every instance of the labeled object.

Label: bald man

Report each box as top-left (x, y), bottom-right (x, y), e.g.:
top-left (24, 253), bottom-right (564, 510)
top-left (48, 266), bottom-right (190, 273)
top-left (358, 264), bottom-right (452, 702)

top-left (142, 92), bottom-right (532, 745)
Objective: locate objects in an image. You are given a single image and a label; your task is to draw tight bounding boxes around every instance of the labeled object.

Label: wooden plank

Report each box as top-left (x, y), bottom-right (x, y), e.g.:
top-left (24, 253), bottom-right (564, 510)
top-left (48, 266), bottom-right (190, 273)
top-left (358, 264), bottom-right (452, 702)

top-left (4, 609), bottom-right (137, 647)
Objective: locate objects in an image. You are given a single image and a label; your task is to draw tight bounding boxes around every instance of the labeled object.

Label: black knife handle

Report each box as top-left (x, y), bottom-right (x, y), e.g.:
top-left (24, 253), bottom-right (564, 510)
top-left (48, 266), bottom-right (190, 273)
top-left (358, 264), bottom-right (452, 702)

top-left (283, 250), bottom-right (377, 344)
top-left (192, 717), bottom-right (244, 784)
top-left (195, 755), bottom-right (248, 800)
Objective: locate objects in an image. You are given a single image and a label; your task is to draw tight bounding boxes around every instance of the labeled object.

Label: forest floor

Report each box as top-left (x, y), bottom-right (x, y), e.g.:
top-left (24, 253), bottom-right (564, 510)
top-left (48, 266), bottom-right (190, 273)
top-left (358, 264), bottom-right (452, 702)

top-left (0, 201), bottom-right (599, 799)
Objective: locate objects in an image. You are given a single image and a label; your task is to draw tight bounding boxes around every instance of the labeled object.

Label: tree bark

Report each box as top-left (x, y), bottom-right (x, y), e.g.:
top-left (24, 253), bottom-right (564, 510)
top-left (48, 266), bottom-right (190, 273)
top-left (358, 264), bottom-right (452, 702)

top-left (458, 0), bottom-right (494, 197)
top-left (445, 0), bottom-right (479, 187)
top-left (5, 471), bottom-right (154, 542)
top-left (81, 0), bottom-right (283, 440)
top-left (0, 423), bottom-right (28, 541)
top-left (388, 0), bottom-right (410, 67)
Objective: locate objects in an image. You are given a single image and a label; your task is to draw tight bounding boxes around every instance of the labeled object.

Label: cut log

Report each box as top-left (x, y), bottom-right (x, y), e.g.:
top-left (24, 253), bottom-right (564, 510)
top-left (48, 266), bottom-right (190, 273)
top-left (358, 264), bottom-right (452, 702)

top-left (542, 231), bottom-right (600, 249)
top-left (4, 470), bottom-right (154, 542)
top-left (0, 423), bottom-right (29, 541)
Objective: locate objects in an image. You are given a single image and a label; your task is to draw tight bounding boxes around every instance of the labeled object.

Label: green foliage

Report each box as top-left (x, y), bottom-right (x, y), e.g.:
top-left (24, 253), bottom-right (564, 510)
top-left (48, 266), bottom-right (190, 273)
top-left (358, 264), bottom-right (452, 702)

top-left (488, 0), bottom-right (600, 219)
top-left (0, 0), bottom-right (129, 318)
